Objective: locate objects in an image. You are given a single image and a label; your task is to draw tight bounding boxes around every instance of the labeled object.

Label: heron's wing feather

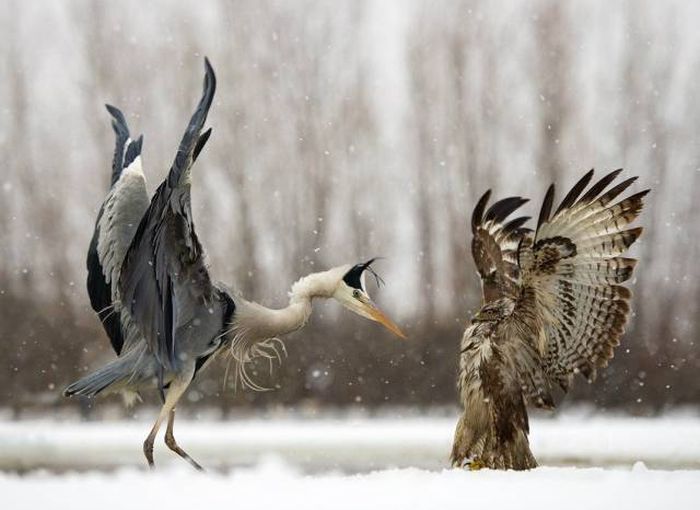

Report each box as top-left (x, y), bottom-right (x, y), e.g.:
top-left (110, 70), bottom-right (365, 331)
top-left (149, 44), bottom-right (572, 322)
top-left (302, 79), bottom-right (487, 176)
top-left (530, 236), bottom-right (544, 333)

top-left (515, 169), bottom-right (647, 390)
top-left (87, 106), bottom-right (149, 355)
top-left (119, 59), bottom-right (216, 371)
top-left (105, 104), bottom-right (130, 186)
top-left (470, 191), bottom-right (531, 302)
top-left (87, 209), bottom-right (124, 354)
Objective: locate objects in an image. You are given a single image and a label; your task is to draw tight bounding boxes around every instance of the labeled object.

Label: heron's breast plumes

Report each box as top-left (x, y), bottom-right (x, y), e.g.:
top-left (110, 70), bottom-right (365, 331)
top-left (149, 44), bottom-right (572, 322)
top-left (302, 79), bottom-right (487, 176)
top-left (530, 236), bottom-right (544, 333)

top-left (220, 309), bottom-right (288, 393)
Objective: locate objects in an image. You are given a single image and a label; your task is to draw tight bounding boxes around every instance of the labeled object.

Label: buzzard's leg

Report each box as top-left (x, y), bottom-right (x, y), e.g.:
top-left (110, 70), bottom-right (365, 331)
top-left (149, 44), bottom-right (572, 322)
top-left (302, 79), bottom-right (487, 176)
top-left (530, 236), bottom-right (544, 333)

top-left (143, 370), bottom-right (193, 469)
top-left (165, 408), bottom-right (203, 471)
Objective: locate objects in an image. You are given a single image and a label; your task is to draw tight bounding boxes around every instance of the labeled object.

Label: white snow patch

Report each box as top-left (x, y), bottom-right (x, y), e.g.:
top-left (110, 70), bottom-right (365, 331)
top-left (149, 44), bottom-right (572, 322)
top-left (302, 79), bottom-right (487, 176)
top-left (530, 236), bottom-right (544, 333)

top-left (1, 415), bottom-right (700, 471)
top-left (0, 463), bottom-right (697, 510)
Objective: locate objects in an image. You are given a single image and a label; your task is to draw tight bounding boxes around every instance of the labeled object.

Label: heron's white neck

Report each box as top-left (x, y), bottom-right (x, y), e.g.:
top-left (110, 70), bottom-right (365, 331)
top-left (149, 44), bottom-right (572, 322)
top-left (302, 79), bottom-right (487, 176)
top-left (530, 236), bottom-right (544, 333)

top-left (233, 267), bottom-right (347, 340)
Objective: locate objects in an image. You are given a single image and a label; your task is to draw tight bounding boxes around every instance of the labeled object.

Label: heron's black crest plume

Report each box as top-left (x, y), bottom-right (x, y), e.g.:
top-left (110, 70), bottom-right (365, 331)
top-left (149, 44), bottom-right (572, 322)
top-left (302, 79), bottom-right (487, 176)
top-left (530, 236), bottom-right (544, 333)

top-left (364, 258), bottom-right (386, 288)
top-left (343, 257), bottom-right (385, 290)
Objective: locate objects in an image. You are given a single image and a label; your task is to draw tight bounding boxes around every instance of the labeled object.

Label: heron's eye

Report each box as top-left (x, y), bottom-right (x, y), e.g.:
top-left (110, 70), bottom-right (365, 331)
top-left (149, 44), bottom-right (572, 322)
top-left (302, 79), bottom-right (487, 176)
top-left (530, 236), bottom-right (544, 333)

top-left (353, 289), bottom-right (361, 299)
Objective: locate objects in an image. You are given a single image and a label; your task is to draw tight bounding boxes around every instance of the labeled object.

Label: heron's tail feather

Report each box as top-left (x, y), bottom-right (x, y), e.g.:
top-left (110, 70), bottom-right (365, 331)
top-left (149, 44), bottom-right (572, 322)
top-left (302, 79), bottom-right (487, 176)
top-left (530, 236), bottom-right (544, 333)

top-left (63, 360), bottom-right (126, 397)
top-left (63, 347), bottom-right (152, 398)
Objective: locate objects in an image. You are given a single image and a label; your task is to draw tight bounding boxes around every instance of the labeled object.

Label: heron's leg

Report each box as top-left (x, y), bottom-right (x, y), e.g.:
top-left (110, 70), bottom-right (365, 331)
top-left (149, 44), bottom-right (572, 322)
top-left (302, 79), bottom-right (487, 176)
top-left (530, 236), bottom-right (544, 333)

top-left (143, 370), bottom-right (192, 470)
top-left (165, 408), bottom-right (204, 471)
top-left (143, 406), bottom-right (168, 469)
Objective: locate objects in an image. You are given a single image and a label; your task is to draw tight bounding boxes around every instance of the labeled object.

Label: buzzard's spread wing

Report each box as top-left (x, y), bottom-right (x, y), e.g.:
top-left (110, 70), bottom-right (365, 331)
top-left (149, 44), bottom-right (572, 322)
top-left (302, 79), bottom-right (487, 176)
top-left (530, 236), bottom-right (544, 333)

top-left (470, 191), bottom-right (531, 302)
top-left (515, 169), bottom-right (648, 390)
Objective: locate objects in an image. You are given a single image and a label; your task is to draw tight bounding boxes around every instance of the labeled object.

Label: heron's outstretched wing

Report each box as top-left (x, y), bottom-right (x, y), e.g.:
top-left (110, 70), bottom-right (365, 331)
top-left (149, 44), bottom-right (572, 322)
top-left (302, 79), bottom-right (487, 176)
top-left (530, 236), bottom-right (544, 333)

top-left (470, 191), bottom-right (531, 302)
top-left (514, 169), bottom-right (648, 390)
top-left (119, 58), bottom-right (216, 373)
top-left (87, 105), bottom-right (149, 355)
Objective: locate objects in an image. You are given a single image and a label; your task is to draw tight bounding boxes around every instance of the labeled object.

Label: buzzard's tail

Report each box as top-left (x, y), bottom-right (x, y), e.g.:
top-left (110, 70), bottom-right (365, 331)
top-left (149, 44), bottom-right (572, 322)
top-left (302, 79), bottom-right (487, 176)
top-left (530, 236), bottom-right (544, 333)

top-left (451, 406), bottom-right (537, 470)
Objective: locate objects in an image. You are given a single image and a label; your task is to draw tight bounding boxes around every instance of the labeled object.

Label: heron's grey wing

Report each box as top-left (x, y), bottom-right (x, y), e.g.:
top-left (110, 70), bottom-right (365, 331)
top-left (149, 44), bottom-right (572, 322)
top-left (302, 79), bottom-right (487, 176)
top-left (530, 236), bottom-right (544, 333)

top-left (470, 191), bottom-right (531, 302)
top-left (515, 169), bottom-right (648, 390)
top-left (119, 59), bottom-right (217, 373)
top-left (87, 106), bottom-right (149, 355)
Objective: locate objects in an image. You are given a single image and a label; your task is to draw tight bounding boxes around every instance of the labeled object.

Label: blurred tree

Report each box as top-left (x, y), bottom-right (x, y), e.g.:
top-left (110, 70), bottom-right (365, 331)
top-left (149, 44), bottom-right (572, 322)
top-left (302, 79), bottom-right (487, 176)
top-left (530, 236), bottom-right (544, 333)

top-left (0, 0), bottom-right (698, 415)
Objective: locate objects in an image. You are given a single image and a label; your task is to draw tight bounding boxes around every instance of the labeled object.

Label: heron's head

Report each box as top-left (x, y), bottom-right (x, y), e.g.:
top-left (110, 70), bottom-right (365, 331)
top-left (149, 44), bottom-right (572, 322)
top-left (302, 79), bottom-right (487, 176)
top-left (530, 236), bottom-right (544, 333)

top-left (331, 258), bottom-right (406, 339)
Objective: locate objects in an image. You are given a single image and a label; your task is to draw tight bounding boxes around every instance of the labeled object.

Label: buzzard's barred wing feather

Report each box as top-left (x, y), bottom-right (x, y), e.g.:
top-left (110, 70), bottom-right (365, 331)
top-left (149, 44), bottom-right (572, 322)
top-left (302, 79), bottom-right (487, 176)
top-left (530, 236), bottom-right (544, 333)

top-left (517, 170), bottom-right (648, 389)
top-left (553, 169), bottom-right (594, 215)
top-left (470, 190), bottom-right (531, 302)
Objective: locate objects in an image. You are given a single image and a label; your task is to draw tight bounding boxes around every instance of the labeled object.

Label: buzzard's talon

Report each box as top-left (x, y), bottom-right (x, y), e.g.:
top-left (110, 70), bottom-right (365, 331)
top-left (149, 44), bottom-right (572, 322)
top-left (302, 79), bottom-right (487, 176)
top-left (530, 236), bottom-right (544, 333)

top-left (467, 458), bottom-right (485, 471)
top-left (452, 454), bottom-right (485, 471)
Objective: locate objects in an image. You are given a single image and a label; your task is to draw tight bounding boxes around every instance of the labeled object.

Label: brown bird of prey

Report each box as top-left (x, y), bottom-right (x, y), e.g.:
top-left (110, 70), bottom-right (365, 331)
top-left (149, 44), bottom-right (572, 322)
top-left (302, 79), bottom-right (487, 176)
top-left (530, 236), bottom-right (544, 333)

top-left (451, 169), bottom-right (648, 470)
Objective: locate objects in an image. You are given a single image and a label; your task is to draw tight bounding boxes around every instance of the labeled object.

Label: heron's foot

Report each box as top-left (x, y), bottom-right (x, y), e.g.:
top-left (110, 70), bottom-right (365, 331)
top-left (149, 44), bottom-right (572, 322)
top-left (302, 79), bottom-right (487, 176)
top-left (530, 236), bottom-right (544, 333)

top-left (165, 432), bottom-right (204, 471)
top-left (143, 438), bottom-right (155, 470)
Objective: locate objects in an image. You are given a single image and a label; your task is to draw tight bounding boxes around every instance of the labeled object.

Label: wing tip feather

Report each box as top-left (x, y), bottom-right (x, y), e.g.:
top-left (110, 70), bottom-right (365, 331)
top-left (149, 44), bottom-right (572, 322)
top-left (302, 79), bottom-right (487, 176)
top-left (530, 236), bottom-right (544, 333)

top-left (471, 189), bottom-right (492, 233)
top-left (536, 183), bottom-right (555, 233)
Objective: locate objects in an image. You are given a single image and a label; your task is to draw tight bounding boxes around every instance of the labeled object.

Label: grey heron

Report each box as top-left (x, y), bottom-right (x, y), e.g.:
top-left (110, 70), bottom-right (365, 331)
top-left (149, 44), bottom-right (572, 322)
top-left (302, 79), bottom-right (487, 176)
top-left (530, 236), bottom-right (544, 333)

top-left (64, 58), bottom-right (406, 471)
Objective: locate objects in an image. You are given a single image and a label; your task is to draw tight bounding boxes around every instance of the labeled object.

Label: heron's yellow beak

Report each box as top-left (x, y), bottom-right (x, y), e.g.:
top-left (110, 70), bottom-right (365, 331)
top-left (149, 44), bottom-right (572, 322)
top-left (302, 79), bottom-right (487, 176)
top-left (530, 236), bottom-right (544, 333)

top-left (334, 285), bottom-right (407, 339)
top-left (360, 300), bottom-right (407, 339)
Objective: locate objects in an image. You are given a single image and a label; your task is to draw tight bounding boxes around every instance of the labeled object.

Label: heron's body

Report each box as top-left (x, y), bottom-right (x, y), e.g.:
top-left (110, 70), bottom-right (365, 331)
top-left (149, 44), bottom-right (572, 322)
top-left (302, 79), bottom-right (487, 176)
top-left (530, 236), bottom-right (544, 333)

top-left (65, 59), bottom-right (405, 470)
top-left (452, 170), bottom-right (648, 470)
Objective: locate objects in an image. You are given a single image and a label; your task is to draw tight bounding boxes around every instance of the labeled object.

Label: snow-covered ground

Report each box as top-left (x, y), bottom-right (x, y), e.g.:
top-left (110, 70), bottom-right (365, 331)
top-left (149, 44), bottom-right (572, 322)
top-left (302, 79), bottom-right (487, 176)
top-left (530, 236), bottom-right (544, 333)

top-left (2, 461), bottom-right (698, 510)
top-left (1, 414), bottom-right (699, 509)
top-left (2, 414), bottom-right (699, 471)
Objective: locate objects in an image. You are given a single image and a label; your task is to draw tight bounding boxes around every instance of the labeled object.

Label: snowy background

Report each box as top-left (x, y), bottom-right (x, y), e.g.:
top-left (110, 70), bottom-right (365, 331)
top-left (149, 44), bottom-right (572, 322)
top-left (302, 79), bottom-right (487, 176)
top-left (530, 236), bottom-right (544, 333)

top-left (1, 0), bottom-right (698, 413)
top-left (1, 1), bottom-right (700, 507)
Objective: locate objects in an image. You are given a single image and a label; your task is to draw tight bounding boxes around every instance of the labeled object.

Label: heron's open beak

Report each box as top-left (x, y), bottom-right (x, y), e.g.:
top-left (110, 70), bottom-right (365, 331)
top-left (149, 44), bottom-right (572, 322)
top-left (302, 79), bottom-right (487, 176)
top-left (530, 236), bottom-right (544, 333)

top-left (361, 300), bottom-right (407, 339)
